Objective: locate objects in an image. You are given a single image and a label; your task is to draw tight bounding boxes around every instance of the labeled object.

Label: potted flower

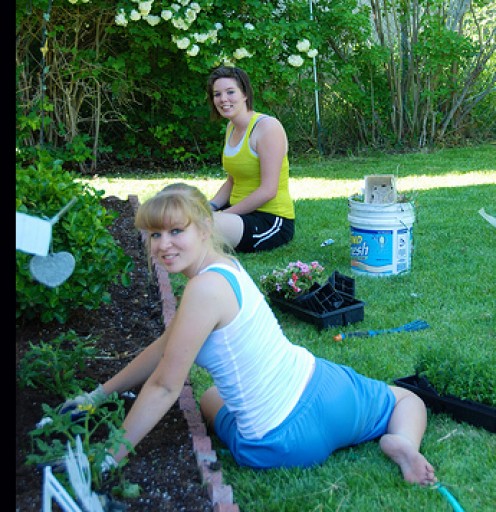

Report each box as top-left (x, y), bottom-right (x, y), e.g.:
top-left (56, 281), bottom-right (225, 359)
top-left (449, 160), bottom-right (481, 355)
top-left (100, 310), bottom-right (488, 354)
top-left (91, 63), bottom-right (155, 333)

top-left (259, 260), bottom-right (326, 301)
top-left (259, 261), bottom-right (365, 329)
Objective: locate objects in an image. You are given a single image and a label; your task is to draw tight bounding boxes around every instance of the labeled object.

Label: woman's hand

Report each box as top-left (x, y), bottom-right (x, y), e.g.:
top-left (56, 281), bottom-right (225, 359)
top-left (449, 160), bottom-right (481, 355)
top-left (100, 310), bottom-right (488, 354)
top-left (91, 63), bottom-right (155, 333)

top-left (59, 384), bottom-right (108, 420)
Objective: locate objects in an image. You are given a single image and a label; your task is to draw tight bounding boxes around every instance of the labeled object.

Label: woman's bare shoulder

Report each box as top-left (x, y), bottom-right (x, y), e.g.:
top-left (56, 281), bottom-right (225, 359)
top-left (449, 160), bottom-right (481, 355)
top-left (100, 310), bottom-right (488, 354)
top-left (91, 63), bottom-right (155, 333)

top-left (186, 261), bottom-right (239, 295)
top-left (254, 115), bottom-right (285, 137)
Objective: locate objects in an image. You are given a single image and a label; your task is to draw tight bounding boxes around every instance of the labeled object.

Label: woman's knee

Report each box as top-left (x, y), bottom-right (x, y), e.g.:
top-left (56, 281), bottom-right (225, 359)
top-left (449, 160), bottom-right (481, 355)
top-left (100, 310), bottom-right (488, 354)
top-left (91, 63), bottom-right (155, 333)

top-left (389, 385), bottom-right (427, 419)
top-left (390, 385), bottom-right (424, 404)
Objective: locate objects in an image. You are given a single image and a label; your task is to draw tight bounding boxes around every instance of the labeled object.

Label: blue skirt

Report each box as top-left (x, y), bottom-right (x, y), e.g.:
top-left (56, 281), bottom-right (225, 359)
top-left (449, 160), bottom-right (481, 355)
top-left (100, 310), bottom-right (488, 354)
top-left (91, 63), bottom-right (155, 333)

top-left (214, 357), bottom-right (396, 469)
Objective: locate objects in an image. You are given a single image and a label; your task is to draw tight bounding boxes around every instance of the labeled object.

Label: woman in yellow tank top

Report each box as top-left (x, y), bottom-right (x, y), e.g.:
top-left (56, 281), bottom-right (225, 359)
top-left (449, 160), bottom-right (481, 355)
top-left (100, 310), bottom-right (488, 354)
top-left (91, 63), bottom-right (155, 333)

top-left (206, 66), bottom-right (295, 252)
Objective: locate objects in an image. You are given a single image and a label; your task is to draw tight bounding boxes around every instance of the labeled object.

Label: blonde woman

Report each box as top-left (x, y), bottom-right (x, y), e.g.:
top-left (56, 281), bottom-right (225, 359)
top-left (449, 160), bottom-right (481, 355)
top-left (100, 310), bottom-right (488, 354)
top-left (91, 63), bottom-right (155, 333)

top-left (61, 183), bottom-right (436, 486)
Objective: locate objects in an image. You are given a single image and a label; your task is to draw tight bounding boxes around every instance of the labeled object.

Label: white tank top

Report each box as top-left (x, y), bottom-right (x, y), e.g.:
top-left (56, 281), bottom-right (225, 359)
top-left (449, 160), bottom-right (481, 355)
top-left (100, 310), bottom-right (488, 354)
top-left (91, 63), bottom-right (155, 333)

top-left (223, 116), bottom-right (268, 157)
top-left (195, 262), bottom-right (315, 440)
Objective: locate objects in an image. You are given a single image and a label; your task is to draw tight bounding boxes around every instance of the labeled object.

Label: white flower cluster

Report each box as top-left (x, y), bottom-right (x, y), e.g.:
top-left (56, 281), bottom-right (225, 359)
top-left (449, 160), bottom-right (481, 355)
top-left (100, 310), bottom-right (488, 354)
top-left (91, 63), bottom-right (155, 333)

top-left (287, 38), bottom-right (318, 67)
top-left (215, 54), bottom-right (235, 67)
top-left (233, 47), bottom-right (253, 60)
top-left (114, 2), bottom-right (255, 62)
top-left (229, 23), bottom-right (256, 61)
top-left (67, 0), bottom-right (90, 4)
top-left (213, 46), bottom-right (253, 66)
top-left (115, 0), bottom-right (200, 28)
top-left (115, 0), bottom-right (220, 57)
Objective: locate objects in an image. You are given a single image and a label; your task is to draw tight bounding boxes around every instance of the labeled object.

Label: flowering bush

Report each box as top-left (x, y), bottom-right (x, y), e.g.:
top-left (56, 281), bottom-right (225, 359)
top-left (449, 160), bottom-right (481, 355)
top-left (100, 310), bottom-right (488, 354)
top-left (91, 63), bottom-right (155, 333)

top-left (259, 261), bottom-right (325, 300)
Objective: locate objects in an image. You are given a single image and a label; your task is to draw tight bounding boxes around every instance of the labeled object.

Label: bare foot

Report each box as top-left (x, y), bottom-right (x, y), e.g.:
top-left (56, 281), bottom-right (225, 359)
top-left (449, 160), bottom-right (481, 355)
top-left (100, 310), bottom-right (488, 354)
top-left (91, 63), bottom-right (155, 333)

top-left (379, 433), bottom-right (437, 486)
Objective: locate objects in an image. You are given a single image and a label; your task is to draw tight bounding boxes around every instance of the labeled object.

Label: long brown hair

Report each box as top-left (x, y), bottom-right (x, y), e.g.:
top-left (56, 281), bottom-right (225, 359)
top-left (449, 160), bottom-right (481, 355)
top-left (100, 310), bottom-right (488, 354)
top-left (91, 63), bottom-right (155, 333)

top-left (206, 66), bottom-right (254, 121)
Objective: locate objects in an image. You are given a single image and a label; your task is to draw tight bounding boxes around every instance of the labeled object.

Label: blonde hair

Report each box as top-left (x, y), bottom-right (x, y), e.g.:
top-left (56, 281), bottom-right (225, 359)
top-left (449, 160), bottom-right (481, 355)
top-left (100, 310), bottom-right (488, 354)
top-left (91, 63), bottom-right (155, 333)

top-left (135, 183), bottom-right (233, 265)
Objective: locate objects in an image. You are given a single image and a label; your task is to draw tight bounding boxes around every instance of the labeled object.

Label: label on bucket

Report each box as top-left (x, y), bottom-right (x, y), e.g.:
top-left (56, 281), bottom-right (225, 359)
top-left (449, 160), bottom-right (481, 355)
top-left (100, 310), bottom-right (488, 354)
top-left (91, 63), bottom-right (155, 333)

top-left (350, 226), bottom-right (411, 276)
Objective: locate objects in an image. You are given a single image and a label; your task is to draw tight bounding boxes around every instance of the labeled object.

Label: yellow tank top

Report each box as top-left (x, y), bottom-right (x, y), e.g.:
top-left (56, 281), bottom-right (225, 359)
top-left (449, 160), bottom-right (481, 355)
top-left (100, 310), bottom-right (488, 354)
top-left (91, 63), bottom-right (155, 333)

top-left (222, 113), bottom-right (295, 219)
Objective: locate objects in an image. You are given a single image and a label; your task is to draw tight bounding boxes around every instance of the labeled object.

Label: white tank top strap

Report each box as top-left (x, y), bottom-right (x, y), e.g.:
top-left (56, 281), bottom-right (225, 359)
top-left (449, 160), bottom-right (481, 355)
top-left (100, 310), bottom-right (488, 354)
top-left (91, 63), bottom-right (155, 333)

top-left (223, 114), bottom-right (269, 157)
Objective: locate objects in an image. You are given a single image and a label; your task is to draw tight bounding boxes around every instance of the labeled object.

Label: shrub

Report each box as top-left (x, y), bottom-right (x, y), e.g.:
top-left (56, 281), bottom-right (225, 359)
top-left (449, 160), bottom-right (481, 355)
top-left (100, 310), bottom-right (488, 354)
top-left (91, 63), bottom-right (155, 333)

top-left (16, 156), bottom-right (133, 323)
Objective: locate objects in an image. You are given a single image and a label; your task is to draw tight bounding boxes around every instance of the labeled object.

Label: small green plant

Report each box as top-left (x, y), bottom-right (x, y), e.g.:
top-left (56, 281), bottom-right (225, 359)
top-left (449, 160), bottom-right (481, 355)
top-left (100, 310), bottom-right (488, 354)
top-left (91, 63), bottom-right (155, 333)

top-left (415, 344), bottom-right (496, 407)
top-left (19, 327), bottom-right (142, 498)
top-left (27, 395), bottom-right (137, 494)
top-left (17, 330), bottom-right (98, 398)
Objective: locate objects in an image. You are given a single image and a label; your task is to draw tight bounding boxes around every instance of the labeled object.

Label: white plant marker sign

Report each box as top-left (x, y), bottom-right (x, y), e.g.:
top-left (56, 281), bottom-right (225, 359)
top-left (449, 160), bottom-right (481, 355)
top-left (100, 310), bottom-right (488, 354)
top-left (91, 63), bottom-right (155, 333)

top-left (16, 198), bottom-right (77, 287)
top-left (42, 436), bottom-right (104, 512)
top-left (43, 466), bottom-right (82, 512)
top-left (16, 198), bottom-right (77, 257)
top-left (16, 212), bottom-right (53, 257)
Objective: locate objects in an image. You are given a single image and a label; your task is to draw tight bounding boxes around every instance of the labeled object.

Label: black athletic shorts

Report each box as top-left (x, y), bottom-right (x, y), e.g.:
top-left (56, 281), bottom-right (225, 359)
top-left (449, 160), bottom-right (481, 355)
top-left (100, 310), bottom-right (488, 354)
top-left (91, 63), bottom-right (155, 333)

top-left (236, 211), bottom-right (294, 253)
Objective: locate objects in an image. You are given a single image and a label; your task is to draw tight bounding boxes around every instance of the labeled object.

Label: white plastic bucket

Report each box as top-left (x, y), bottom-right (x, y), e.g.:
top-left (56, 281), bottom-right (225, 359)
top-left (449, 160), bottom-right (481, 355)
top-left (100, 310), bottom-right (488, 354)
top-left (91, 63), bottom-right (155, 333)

top-left (348, 198), bottom-right (415, 277)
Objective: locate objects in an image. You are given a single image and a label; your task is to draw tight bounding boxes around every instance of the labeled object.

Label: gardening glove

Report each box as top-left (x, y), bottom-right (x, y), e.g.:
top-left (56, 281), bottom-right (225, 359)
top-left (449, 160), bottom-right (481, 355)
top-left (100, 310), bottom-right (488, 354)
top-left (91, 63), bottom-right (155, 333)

top-left (60, 384), bottom-right (109, 421)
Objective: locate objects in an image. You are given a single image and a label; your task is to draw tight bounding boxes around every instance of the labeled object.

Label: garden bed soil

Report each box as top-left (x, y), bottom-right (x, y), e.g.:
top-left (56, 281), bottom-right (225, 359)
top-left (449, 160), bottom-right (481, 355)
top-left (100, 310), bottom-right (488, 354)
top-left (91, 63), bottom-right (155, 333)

top-left (16, 196), bottom-right (214, 511)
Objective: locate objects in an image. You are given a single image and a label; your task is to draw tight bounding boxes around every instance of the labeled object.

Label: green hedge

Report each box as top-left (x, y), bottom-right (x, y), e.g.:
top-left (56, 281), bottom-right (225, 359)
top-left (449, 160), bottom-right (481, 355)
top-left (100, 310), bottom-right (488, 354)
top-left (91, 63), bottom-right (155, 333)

top-left (16, 155), bottom-right (133, 323)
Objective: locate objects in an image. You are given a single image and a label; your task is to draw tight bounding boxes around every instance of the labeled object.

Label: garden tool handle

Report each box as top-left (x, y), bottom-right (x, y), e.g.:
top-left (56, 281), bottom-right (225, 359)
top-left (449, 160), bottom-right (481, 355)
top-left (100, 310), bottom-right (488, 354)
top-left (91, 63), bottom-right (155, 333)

top-left (333, 330), bottom-right (376, 342)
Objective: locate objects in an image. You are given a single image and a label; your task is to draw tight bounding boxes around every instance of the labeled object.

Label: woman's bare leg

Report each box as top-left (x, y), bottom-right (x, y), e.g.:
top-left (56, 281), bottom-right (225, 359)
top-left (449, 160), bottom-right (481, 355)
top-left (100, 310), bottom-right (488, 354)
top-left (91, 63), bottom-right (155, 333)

top-left (213, 212), bottom-right (244, 248)
top-left (200, 386), bottom-right (225, 432)
top-left (380, 386), bottom-right (437, 486)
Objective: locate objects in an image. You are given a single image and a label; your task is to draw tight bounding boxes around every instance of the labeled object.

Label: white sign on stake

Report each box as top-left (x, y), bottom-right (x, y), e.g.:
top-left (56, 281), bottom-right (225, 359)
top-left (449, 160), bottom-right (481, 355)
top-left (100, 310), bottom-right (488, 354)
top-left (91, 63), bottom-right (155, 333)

top-left (16, 212), bottom-right (53, 257)
top-left (16, 198), bottom-right (77, 257)
top-left (42, 466), bottom-right (82, 512)
top-left (65, 437), bottom-right (104, 512)
top-left (42, 435), bottom-right (104, 512)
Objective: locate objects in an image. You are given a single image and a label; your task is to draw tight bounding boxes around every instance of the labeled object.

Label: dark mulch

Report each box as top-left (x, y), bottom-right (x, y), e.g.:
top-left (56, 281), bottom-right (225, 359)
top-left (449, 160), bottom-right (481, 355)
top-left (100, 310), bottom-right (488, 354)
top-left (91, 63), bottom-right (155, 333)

top-left (16, 196), bottom-right (213, 511)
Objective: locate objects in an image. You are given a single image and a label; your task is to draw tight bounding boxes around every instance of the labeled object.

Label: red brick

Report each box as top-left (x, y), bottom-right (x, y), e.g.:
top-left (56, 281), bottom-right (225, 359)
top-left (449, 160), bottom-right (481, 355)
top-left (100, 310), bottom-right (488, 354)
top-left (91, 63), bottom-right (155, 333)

top-left (207, 483), bottom-right (234, 505)
top-left (214, 504), bottom-right (240, 512)
top-left (192, 435), bottom-right (211, 452)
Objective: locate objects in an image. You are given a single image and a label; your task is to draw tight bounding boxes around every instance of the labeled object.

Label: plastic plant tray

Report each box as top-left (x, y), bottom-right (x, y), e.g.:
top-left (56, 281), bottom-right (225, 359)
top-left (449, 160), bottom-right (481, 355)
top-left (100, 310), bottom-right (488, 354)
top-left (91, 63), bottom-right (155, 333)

top-left (330, 270), bottom-right (355, 297)
top-left (269, 271), bottom-right (365, 330)
top-left (364, 174), bottom-right (397, 204)
top-left (291, 281), bottom-right (344, 314)
top-left (270, 294), bottom-right (365, 330)
top-left (394, 375), bottom-right (496, 433)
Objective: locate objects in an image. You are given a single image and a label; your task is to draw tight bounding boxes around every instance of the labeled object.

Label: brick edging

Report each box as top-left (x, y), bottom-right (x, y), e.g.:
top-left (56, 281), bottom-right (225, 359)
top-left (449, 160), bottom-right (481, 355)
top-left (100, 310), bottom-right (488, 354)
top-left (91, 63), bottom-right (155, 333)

top-left (128, 195), bottom-right (239, 512)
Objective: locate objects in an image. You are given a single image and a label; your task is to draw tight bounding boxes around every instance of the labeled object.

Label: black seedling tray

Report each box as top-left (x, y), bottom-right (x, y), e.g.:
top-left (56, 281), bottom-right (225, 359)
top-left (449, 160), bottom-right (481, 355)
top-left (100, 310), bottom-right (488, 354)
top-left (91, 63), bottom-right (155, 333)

top-left (270, 272), bottom-right (364, 330)
top-left (271, 294), bottom-right (365, 330)
top-left (330, 270), bottom-right (355, 297)
top-left (291, 281), bottom-right (345, 314)
top-left (394, 375), bottom-right (496, 433)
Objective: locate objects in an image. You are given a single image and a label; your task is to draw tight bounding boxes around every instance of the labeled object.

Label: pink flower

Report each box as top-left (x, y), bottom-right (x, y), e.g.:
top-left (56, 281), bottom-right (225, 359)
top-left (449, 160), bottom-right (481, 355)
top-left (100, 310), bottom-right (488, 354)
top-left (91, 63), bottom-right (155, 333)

top-left (260, 261), bottom-right (325, 300)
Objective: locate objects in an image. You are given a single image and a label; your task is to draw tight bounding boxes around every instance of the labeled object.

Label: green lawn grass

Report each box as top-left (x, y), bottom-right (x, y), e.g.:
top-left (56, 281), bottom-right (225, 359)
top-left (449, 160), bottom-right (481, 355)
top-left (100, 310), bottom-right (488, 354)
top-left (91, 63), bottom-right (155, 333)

top-left (86, 142), bottom-right (496, 511)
